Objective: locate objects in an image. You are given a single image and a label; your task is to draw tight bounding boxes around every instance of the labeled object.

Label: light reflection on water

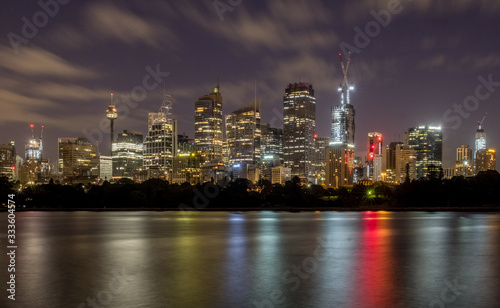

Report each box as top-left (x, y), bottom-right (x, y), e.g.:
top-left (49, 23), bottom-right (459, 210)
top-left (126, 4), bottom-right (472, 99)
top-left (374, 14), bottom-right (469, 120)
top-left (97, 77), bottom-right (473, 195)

top-left (1, 211), bottom-right (499, 308)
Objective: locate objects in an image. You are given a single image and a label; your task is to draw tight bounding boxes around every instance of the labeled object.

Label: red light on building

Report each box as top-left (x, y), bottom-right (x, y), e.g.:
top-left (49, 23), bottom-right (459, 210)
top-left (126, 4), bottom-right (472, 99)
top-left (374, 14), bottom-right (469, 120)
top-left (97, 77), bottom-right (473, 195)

top-left (314, 134), bottom-right (318, 138)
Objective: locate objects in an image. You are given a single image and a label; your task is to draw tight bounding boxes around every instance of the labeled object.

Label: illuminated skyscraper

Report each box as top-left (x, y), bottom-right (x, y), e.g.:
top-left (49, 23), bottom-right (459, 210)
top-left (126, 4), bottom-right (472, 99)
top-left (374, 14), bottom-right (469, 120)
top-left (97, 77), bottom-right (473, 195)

top-left (143, 93), bottom-right (177, 180)
top-left (260, 123), bottom-right (283, 182)
top-left (408, 126), bottom-right (443, 179)
top-left (474, 114), bottom-right (487, 173)
top-left (326, 54), bottom-right (355, 187)
top-left (475, 149), bottom-right (496, 174)
top-left (331, 53), bottom-right (355, 147)
top-left (366, 132), bottom-right (383, 180)
top-left (195, 83), bottom-right (223, 163)
top-left (454, 145), bottom-right (474, 177)
top-left (58, 137), bottom-right (98, 183)
top-left (0, 142), bottom-right (16, 180)
top-left (313, 135), bottom-right (330, 185)
top-left (106, 93), bottom-right (118, 156)
top-left (225, 100), bottom-right (261, 165)
top-left (112, 130), bottom-right (143, 179)
top-left (283, 82), bottom-right (316, 182)
top-left (25, 124), bottom-right (43, 163)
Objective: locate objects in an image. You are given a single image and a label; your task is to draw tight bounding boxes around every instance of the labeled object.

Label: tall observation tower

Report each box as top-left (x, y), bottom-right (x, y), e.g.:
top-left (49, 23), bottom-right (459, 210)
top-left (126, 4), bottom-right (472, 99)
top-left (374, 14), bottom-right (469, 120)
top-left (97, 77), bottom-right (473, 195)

top-left (106, 93), bottom-right (118, 156)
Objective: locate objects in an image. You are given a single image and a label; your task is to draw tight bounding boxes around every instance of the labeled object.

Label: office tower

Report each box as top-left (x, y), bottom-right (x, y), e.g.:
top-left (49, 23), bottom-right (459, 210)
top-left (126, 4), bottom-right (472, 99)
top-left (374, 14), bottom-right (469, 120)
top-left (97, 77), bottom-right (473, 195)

top-left (331, 53), bottom-right (355, 147)
top-left (98, 156), bottom-right (113, 181)
top-left (106, 93), bottom-right (118, 156)
top-left (25, 124), bottom-right (43, 163)
top-left (112, 130), bottom-right (143, 179)
top-left (195, 83), bottom-right (223, 163)
top-left (325, 146), bottom-right (355, 187)
top-left (58, 137), bottom-right (98, 183)
top-left (225, 100), bottom-right (261, 166)
top-left (0, 142), bottom-right (16, 180)
top-left (475, 149), bottom-right (496, 174)
top-left (366, 132), bottom-right (383, 180)
top-left (474, 114), bottom-right (487, 173)
top-left (353, 156), bottom-right (364, 184)
top-left (313, 135), bottom-right (330, 185)
top-left (395, 145), bottom-right (417, 183)
top-left (454, 145), bottom-right (474, 177)
top-left (172, 134), bottom-right (201, 184)
top-left (283, 82), bottom-right (316, 182)
top-left (144, 93), bottom-right (177, 181)
top-left (271, 166), bottom-right (292, 185)
top-left (260, 123), bottom-right (283, 182)
top-left (326, 54), bottom-right (355, 187)
top-left (408, 126), bottom-right (443, 179)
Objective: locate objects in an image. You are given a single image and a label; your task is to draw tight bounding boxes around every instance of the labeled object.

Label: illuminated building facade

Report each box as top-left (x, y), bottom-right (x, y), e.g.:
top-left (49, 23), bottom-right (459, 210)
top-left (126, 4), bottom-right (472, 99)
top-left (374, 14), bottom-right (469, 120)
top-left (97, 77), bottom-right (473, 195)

top-left (366, 132), bottom-right (383, 180)
top-left (0, 142), bottom-right (16, 180)
top-left (327, 54), bottom-right (356, 187)
top-left (225, 100), bottom-right (261, 166)
top-left (283, 82), bottom-right (316, 183)
top-left (271, 166), bottom-right (291, 185)
top-left (475, 149), bottom-right (496, 174)
top-left (112, 130), bottom-right (143, 179)
top-left (260, 123), bottom-right (283, 182)
top-left (313, 136), bottom-right (330, 185)
top-left (195, 84), bottom-right (223, 163)
top-left (408, 126), bottom-right (443, 179)
top-left (144, 93), bottom-right (177, 181)
top-left (58, 137), bottom-right (98, 183)
top-left (325, 146), bottom-right (354, 187)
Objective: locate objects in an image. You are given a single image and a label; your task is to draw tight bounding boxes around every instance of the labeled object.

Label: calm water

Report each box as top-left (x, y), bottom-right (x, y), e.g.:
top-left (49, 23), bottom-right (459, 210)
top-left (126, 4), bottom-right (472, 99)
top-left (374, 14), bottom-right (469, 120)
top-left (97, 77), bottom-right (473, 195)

top-left (1, 211), bottom-right (500, 308)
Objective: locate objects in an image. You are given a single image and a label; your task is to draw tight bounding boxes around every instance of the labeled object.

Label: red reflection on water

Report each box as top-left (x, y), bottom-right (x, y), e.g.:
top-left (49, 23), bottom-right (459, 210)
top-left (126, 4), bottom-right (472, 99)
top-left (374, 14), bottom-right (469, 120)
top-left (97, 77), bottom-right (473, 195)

top-left (353, 212), bottom-right (398, 307)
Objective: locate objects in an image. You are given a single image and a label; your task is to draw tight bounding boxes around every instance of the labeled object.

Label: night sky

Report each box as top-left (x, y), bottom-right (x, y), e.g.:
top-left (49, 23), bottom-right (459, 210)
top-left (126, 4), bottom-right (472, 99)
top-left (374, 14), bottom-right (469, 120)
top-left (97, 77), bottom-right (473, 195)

top-left (1, 0), bottom-right (499, 169)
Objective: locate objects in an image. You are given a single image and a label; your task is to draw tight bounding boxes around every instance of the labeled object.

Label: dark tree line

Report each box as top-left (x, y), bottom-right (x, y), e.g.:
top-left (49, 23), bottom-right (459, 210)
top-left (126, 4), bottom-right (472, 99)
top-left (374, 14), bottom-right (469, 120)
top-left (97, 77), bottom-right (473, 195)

top-left (1, 170), bottom-right (500, 210)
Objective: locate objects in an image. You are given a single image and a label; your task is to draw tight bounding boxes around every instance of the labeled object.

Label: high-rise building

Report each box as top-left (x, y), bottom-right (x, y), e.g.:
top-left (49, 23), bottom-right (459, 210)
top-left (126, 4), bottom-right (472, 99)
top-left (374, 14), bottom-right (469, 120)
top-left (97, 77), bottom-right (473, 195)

top-left (313, 135), bottom-right (330, 185)
top-left (172, 134), bottom-right (201, 184)
top-left (283, 82), bottom-right (316, 182)
top-left (112, 130), bottom-right (143, 179)
top-left (0, 142), bottom-right (16, 180)
top-left (366, 132), bottom-right (383, 180)
top-left (325, 146), bottom-right (355, 187)
top-left (408, 126), bottom-right (443, 179)
top-left (25, 124), bottom-right (43, 163)
top-left (225, 100), bottom-right (261, 166)
top-left (106, 93), bottom-right (118, 156)
top-left (144, 93), bottom-right (177, 181)
top-left (474, 114), bottom-right (487, 173)
top-left (330, 53), bottom-right (355, 147)
top-left (195, 84), bottom-right (223, 163)
top-left (326, 53), bottom-right (356, 187)
top-left (383, 142), bottom-right (417, 183)
top-left (454, 145), bottom-right (474, 177)
top-left (260, 123), bottom-right (283, 182)
top-left (475, 149), bottom-right (496, 174)
top-left (58, 137), bottom-right (98, 183)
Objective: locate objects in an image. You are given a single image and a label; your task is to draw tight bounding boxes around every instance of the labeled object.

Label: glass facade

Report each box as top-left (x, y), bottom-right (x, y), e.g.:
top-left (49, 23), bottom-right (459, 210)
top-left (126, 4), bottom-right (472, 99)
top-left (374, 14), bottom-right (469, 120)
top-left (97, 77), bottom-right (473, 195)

top-left (408, 126), bottom-right (443, 179)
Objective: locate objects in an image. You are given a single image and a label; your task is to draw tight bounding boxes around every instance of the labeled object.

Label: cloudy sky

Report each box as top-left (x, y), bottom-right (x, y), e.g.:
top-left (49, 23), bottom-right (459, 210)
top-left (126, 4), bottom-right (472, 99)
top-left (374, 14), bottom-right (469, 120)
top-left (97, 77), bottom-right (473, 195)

top-left (1, 0), bottom-right (500, 168)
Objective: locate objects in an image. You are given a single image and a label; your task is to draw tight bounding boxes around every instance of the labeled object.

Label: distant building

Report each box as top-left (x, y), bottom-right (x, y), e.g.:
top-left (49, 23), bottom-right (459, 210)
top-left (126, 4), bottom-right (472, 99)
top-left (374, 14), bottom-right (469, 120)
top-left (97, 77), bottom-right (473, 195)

top-left (366, 132), bottom-right (383, 180)
top-left (474, 117), bottom-right (487, 173)
top-left (195, 84), bottom-right (223, 163)
top-left (172, 152), bottom-right (202, 185)
top-left (408, 126), bottom-right (443, 179)
top-left (271, 166), bottom-right (291, 185)
top-left (0, 142), bottom-right (16, 180)
top-left (112, 130), bottom-right (143, 179)
top-left (325, 146), bottom-right (354, 188)
top-left (99, 156), bottom-right (113, 181)
top-left (260, 123), bottom-right (283, 182)
top-left (144, 93), bottom-right (177, 181)
top-left (225, 100), bottom-right (261, 166)
top-left (58, 137), bottom-right (98, 184)
top-left (283, 82), bottom-right (316, 183)
top-left (313, 136), bottom-right (330, 185)
top-left (475, 149), bottom-right (496, 174)
top-left (454, 145), bottom-right (474, 177)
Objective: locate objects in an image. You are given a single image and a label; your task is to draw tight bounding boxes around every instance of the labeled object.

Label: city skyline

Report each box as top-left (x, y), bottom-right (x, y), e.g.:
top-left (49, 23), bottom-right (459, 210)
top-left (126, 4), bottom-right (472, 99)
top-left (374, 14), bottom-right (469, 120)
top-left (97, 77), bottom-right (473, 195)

top-left (1, 0), bottom-right (500, 170)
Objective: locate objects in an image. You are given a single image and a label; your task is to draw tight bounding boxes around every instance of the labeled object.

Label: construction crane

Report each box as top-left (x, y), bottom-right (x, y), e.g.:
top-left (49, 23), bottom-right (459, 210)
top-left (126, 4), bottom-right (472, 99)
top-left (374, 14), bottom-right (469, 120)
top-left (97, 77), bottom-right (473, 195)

top-left (478, 113), bottom-right (487, 130)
